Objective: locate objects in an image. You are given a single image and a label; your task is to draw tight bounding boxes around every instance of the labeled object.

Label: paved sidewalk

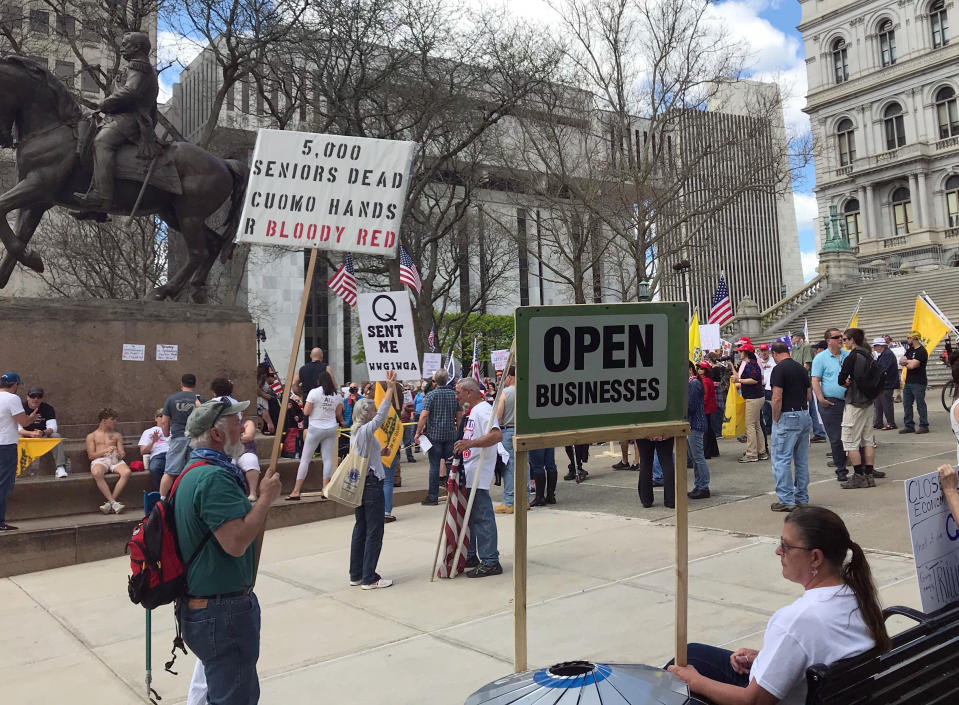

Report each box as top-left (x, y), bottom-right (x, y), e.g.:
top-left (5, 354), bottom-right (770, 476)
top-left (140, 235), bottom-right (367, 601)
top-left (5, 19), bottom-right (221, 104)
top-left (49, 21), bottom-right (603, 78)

top-left (1, 501), bottom-right (921, 704)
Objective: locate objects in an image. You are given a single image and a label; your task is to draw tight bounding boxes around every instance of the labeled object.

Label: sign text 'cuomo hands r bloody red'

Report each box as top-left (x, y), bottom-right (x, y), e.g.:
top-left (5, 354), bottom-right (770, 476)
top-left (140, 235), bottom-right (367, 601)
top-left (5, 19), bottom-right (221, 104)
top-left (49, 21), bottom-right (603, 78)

top-left (237, 130), bottom-right (417, 256)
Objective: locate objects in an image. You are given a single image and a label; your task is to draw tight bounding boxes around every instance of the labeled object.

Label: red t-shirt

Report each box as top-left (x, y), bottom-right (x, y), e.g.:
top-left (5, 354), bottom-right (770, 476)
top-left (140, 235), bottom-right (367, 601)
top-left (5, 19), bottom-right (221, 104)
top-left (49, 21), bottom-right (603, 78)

top-left (701, 376), bottom-right (718, 415)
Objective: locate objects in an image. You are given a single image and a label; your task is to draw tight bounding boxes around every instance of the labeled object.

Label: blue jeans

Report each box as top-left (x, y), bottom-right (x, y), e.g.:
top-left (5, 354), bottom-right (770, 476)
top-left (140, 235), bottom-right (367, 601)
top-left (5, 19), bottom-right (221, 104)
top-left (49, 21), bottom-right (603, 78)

top-left (528, 447), bottom-right (556, 476)
top-left (148, 452), bottom-right (167, 491)
top-left (819, 396), bottom-right (847, 476)
top-left (501, 427), bottom-right (525, 506)
top-left (686, 429), bottom-right (710, 491)
top-left (426, 439), bottom-right (454, 501)
top-left (402, 422), bottom-right (415, 461)
top-left (902, 383), bottom-right (928, 430)
top-left (0, 443), bottom-right (16, 524)
top-left (383, 453), bottom-right (398, 515)
top-left (652, 450), bottom-right (663, 483)
top-left (467, 489), bottom-right (499, 565)
top-left (665, 643), bottom-right (749, 689)
top-left (809, 396), bottom-right (825, 437)
top-left (351, 476), bottom-right (386, 585)
top-left (771, 411), bottom-right (813, 506)
top-left (179, 593), bottom-right (261, 705)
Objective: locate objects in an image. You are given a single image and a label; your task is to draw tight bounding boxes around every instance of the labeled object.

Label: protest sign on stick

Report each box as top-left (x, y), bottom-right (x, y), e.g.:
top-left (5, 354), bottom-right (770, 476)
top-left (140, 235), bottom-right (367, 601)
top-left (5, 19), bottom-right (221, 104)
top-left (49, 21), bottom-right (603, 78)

top-left (357, 291), bottom-right (421, 381)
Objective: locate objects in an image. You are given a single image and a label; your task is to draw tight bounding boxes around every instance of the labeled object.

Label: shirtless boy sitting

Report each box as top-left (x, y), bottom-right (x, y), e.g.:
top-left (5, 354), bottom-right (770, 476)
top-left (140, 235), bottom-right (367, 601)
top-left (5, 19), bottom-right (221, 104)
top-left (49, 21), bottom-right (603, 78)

top-left (86, 408), bottom-right (132, 514)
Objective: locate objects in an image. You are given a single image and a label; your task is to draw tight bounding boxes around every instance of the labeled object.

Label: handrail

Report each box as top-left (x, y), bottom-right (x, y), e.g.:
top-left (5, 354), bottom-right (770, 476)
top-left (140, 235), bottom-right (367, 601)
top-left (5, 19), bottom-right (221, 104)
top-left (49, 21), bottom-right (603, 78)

top-left (720, 273), bottom-right (828, 338)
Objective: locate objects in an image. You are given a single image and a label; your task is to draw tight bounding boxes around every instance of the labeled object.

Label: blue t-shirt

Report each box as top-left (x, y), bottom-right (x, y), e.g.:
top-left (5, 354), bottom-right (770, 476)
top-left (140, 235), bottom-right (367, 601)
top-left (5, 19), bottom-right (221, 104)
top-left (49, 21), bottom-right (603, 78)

top-left (414, 392), bottom-right (425, 414)
top-left (811, 349), bottom-right (849, 399)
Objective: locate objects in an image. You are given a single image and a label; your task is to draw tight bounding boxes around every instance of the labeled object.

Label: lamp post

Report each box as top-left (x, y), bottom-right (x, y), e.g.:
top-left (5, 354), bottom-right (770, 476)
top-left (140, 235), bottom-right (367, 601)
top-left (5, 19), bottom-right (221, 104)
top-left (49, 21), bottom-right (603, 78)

top-left (638, 280), bottom-right (651, 302)
top-left (671, 260), bottom-right (691, 309)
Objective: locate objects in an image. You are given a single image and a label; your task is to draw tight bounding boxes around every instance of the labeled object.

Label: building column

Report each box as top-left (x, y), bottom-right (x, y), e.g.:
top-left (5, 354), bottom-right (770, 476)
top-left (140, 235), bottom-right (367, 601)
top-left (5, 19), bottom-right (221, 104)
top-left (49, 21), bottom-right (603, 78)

top-left (857, 185), bottom-right (868, 240)
top-left (909, 88), bottom-right (922, 144)
top-left (859, 106), bottom-right (872, 156)
top-left (910, 172), bottom-right (922, 226)
top-left (917, 171), bottom-right (931, 229)
top-left (866, 184), bottom-right (878, 239)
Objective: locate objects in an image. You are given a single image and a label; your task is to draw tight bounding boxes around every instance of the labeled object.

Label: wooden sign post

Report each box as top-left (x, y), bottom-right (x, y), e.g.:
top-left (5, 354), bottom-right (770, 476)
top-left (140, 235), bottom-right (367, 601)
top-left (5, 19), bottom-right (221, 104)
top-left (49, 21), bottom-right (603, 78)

top-left (512, 302), bottom-right (690, 670)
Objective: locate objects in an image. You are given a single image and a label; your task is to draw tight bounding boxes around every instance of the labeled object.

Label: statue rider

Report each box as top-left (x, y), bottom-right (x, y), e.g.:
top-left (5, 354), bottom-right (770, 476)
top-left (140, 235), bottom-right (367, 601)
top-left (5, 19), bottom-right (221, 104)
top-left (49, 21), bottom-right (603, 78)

top-left (72, 31), bottom-right (160, 213)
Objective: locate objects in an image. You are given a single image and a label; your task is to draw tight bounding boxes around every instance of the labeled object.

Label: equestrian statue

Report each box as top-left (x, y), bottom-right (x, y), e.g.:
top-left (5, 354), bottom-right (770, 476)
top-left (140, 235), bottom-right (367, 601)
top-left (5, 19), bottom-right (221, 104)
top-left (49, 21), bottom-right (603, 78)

top-left (0, 31), bottom-right (248, 302)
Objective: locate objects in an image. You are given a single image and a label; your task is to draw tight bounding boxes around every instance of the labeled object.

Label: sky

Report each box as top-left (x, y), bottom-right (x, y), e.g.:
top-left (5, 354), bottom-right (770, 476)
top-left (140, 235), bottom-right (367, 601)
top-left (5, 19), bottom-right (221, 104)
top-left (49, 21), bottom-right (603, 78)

top-left (155, 0), bottom-right (819, 281)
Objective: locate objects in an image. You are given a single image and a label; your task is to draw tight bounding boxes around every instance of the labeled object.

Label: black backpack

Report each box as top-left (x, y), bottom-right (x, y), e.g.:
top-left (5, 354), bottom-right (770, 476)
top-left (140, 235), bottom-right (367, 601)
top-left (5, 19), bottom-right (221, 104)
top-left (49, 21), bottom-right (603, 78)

top-left (852, 348), bottom-right (885, 401)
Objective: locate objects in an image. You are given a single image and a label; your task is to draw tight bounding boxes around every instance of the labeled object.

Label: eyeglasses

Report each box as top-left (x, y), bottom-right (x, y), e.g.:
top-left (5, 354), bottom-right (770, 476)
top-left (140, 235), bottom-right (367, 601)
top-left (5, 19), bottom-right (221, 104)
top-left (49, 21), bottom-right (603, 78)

top-left (841, 337), bottom-right (851, 341)
top-left (829, 335), bottom-right (842, 340)
top-left (27, 394), bottom-right (43, 399)
top-left (779, 538), bottom-right (813, 553)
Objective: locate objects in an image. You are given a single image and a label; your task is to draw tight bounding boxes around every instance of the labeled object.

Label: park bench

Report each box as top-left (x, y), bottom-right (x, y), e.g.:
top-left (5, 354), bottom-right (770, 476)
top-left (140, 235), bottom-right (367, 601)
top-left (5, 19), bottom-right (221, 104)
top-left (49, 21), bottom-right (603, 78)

top-left (805, 601), bottom-right (959, 705)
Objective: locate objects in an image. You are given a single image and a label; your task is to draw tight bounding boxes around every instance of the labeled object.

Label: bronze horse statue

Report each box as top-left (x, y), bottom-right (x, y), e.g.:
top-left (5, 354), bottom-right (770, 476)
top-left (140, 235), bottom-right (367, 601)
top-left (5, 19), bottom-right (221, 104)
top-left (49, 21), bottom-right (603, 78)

top-left (0, 56), bottom-right (248, 301)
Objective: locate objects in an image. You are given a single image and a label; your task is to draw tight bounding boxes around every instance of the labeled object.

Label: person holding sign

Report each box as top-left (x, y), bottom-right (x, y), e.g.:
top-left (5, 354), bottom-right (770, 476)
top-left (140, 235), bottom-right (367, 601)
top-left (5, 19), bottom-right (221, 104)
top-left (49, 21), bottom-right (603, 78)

top-left (668, 506), bottom-right (891, 704)
top-left (348, 370), bottom-right (399, 590)
top-left (453, 378), bottom-right (504, 578)
top-left (938, 465), bottom-right (959, 529)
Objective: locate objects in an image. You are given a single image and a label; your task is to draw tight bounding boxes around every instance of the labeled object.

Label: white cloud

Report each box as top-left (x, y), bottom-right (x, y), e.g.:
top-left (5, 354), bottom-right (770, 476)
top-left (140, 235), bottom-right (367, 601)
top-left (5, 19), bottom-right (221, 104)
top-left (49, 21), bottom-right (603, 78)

top-left (793, 191), bottom-right (818, 230)
top-left (157, 30), bottom-right (205, 69)
top-left (801, 250), bottom-right (819, 281)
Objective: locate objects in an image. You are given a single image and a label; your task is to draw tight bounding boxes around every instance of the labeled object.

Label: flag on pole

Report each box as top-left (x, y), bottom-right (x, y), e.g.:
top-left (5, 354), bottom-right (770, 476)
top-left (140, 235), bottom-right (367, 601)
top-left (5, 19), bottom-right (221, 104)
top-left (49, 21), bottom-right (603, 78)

top-left (707, 273), bottom-right (733, 325)
top-left (803, 317), bottom-right (809, 342)
top-left (911, 294), bottom-right (954, 355)
top-left (427, 325), bottom-right (437, 353)
top-left (263, 353), bottom-right (283, 396)
top-left (437, 457), bottom-right (470, 578)
top-left (689, 310), bottom-right (701, 362)
top-left (470, 338), bottom-right (484, 388)
top-left (327, 254), bottom-right (357, 306)
top-left (445, 349), bottom-right (456, 386)
top-left (848, 297), bottom-right (862, 329)
top-left (398, 245), bottom-right (422, 294)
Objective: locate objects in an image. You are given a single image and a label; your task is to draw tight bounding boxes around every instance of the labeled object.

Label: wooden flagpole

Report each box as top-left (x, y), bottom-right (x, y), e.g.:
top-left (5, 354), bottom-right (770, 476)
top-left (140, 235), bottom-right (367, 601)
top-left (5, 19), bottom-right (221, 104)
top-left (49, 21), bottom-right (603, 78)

top-left (252, 248), bottom-right (318, 581)
top-left (674, 432), bottom-right (689, 667)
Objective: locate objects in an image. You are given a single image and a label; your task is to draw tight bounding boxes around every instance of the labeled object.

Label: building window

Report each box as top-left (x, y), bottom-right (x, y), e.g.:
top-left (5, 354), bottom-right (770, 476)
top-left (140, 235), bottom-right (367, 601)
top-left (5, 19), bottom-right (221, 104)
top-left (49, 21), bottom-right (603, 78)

top-left (843, 199), bottom-right (861, 246)
top-left (883, 102), bottom-right (906, 149)
top-left (931, 0), bottom-right (949, 47)
top-left (29, 9), bottom-right (48, 34)
top-left (878, 20), bottom-right (897, 66)
top-left (55, 12), bottom-right (75, 37)
top-left (832, 38), bottom-right (849, 83)
top-left (936, 86), bottom-right (959, 138)
top-left (1, 4), bottom-right (22, 32)
top-left (81, 67), bottom-right (99, 94)
top-left (80, 20), bottom-right (97, 42)
top-left (946, 175), bottom-right (959, 226)
top-left (54, 60), bottom-right (74, 86)
top-left (837, 118), bottom-right (856, 166)
top-left (891, 186), bottom-right (914, 235)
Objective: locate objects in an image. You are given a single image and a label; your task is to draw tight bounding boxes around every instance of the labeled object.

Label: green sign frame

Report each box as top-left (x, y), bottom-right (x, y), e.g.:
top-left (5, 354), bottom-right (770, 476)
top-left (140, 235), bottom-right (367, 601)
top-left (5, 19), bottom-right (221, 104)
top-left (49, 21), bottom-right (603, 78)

top-left (514, 301), bottom-right (689, 438)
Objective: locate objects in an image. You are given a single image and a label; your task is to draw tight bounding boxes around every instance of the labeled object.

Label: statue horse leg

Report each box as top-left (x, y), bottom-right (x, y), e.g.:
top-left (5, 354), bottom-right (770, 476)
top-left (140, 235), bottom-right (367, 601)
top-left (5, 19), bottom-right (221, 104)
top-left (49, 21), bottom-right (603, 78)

top-left (0, 180), bottom-right (49, 284)
top-left (150, 213), bottom-right (210, 301)
top-left (0, 205), bottom-right (49, 288)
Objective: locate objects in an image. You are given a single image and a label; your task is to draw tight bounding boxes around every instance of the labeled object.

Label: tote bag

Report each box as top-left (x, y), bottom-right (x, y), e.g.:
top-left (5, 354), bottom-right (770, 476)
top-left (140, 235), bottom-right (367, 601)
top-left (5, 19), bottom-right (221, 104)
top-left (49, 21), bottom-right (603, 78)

top-left (323, 446), bottom-right (370, 508)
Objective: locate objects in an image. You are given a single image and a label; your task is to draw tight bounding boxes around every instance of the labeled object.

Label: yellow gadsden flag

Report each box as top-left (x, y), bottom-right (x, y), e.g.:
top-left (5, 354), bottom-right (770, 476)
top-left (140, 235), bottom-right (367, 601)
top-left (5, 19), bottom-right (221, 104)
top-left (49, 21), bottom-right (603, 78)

top-left (689, 310), bottom-right (701, 362)
top-left (17, 437), bottom-right (61, 477)
top-left (721, 382), bottom-right (746, 438)
top-left (374, 382), bottom-right (403, 466)
top-left (911, 295), bottom-right (952, 355)
top-left (848, 297), bottom-right (861, 329)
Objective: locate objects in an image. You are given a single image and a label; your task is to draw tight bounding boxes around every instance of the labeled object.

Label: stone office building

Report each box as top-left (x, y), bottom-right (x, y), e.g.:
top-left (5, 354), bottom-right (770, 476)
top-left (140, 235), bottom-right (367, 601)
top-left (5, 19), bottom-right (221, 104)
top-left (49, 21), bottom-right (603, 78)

top-left (801, 0), bottom-right (959, 271)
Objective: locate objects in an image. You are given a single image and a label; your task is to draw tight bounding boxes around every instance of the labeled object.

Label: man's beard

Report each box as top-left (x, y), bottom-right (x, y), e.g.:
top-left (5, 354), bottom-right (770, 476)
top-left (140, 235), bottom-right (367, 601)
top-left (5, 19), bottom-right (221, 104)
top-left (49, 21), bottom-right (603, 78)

top-left (224, 437), bottom-right (245, 460)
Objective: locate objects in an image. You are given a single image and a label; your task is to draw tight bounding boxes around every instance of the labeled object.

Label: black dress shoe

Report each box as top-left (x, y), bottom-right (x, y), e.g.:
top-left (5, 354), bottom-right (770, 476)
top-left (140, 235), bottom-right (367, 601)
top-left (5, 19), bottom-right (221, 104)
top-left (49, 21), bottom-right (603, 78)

top-left (464, 555), bottom-right (480, 569)
top-left (612, 461), bottom-right (629, 470)
top-left (687, 488), bottom-right (710, 500)
top-left (421, 498), bottom-right (438, 506)
top-left (467, 562), bottom-right (503, 578)
top-left (529, 496), bottom-right (547, 507)
top-left (546, 495), bottom-right (556, 505)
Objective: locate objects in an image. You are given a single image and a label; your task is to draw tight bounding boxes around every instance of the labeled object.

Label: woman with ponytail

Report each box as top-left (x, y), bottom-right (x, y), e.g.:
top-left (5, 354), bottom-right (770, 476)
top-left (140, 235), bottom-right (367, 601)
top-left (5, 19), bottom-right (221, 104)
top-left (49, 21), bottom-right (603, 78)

top-left (668, 505), bottom-right (890, 704)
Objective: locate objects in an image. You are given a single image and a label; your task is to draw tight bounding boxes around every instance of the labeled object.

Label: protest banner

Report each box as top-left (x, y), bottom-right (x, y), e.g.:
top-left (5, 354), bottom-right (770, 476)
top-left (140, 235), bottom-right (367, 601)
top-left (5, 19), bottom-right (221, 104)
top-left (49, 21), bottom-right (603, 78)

top-left (904, 471), bottom-right (959, 611)
top-left (236, 130), bottom-right (416, 257)
top-left (491, 349), bottom-right (510, 371)
top-left (422, 352), bottom-right (442, 379)
top-left (699, 324), bottom-right (721, 352)
top-left (357, 291), bottom-right (420, 381)
top-left (512, 302), bottom-right (690, 671)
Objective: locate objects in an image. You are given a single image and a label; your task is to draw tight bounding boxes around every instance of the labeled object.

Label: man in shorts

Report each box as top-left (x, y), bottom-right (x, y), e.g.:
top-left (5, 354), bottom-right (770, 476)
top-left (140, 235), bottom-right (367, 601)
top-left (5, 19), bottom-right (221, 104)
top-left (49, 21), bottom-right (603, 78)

top-left (159, 373), bottom-right (205, 498)
top-left (837, 328), bottom-right (882, 489)
top-left (85, 408), bottom-right (132, 513)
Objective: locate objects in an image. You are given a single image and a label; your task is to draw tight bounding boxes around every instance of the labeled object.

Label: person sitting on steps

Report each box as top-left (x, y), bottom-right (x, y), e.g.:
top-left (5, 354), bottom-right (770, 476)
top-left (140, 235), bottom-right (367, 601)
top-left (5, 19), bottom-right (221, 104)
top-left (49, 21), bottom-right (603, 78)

top-left (86, 408), bottom-right (132, 514)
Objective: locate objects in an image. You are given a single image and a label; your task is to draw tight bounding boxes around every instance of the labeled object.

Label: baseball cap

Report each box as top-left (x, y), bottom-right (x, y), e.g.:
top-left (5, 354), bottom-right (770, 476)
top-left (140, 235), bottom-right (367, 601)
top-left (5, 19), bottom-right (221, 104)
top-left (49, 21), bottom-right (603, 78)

top-left (758, 343), bottom-right (770, 351)
top-left (735, 336), bottom-right (752, 348)
top-left (0, 372), bottom-right (21, 386)
top-left (28, 386), bottom-right (43, 396)
top-left (697, 361), bottom-right (712, 371)
top-left (872, 337), bottom-right (888, 346)
top-left (738, 342), bottom-right (755, 353)
top-left (185, 398), bottom-right (250, 437)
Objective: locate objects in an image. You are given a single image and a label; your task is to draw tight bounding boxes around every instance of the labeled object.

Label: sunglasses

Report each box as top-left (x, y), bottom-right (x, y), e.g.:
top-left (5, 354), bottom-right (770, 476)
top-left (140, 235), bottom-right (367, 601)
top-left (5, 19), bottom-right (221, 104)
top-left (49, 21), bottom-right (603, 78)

top-left (28, 394), bottom-right (43, 399)
top-left (829, 335), bottom-right (842, 340)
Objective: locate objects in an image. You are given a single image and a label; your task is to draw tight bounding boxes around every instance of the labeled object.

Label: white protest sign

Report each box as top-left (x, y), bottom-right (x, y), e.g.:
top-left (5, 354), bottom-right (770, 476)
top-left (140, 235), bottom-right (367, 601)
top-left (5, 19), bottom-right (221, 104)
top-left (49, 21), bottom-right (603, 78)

top-left (699, 324), bottom-right (721, 351)
top-left (122, 344), bottom-right (145, 361)
top-left (491, 349), bottom-right (510, 371)
top-left (237, 130), bottom-right (416, 256)
top-left (358, 291), bottom-right (420, 381)
top-left (156, 344), bottom-right (178, 361)
top-left (422, 352), bottom-right (442, 379)
top-left (904, 470), bottom-right (959, 612)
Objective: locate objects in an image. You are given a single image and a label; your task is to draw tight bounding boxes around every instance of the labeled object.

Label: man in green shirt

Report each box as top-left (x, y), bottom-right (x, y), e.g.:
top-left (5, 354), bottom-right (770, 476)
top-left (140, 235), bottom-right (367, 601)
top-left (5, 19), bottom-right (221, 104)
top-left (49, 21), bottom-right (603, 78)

top-left (175, 398), bottom-right (281, 705)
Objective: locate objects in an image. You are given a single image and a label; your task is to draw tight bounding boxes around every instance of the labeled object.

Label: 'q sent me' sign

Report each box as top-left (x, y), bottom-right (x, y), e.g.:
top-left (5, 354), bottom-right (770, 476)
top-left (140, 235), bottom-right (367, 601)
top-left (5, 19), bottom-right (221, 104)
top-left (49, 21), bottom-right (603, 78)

top-left (515, 302), bottom-right (688, 436)
top-left (237, 130), bottom-right (417, 256)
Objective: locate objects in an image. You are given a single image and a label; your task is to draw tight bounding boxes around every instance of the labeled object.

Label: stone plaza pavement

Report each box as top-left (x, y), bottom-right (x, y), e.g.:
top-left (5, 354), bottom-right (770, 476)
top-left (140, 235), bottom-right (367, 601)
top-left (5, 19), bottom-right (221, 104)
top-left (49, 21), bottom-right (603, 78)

top-left (3, 418), bottom-right (953, 704)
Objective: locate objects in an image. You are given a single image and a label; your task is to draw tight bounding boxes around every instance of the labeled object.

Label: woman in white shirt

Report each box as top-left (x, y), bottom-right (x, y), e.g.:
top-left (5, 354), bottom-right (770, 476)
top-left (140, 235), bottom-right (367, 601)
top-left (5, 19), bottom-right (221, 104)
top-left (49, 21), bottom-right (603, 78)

top-left (668, 506), bottom-right (891, 705)
top-left (287, 371), bottom-right (344, 500)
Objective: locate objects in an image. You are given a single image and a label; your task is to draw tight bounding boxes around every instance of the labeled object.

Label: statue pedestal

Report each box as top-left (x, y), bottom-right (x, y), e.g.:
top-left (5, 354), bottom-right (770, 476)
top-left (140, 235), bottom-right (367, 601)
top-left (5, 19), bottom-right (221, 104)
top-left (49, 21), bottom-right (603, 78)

top-left (818, 249), bottom-right (859, 283)
top-left (0, 298), bottom-right (256, 436)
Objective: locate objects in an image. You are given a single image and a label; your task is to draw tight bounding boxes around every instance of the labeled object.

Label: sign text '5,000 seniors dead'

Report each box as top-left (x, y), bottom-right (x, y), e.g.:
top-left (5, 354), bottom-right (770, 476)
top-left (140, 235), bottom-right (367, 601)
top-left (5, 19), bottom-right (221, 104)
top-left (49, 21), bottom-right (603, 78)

top-left (237, 131), bottom-right (417, 256)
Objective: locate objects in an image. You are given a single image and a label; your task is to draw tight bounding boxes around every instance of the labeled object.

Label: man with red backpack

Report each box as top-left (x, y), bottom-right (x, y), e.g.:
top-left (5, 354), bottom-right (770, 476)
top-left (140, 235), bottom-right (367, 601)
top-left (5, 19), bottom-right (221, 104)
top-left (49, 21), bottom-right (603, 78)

top-left (174, 398), bottom-right (281, 704)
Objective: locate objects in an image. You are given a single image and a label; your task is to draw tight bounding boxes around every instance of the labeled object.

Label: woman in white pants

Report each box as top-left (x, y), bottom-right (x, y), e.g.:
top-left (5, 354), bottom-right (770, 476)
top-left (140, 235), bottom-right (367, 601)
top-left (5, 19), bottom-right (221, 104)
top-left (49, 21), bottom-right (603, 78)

top-left (287, 371), bottom-right (343, 500)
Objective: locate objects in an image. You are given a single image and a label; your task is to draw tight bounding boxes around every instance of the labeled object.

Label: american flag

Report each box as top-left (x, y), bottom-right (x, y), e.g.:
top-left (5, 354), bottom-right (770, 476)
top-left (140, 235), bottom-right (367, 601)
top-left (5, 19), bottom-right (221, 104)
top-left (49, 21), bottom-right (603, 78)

top-left (427, 325), bottom-right (437, 352)
top-left (708, 273), bottom-right (733, 325)
top-left (327, 254), bottom-right (357, 306)
top-left (263, 353), bottom-right (283, 396)
top-left (398, 245), bottom-right (422, 294)
top-left (437, 419), bottom-right (470, 578)
top-left (470, 338), bottom-right (483, 388)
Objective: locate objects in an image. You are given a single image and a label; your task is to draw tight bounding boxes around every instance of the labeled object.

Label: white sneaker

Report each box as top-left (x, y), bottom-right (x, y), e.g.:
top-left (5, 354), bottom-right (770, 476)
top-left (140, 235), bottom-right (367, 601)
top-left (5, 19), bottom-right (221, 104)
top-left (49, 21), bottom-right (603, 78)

top-left (99, 501), bottom-right (113, 515)
top-left (111, 501), bottom-right (125, 514)
top-left (55, 467), bottom-right (68, 479)
top-left (361, 578), bottom-right (393, 590)
top-left (349, 579), bottom-right (363, 586)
